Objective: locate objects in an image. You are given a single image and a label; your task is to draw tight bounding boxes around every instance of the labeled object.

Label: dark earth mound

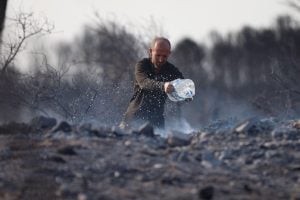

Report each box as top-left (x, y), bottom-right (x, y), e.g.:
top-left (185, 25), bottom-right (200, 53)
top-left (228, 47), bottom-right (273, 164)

top-left (0, 116), bottom-right (300, 200)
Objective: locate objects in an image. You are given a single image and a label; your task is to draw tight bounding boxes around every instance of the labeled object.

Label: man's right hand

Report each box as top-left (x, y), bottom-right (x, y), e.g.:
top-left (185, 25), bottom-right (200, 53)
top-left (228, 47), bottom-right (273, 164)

top-left (164, 82), bottom-right (174, 93)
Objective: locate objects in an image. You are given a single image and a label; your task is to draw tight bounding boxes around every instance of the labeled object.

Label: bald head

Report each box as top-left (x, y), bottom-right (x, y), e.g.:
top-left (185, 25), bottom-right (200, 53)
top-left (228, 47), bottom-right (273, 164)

top-left (151, 37), bottom-right (171, 50)
top-left (149, 37), bottom-right (172, 69)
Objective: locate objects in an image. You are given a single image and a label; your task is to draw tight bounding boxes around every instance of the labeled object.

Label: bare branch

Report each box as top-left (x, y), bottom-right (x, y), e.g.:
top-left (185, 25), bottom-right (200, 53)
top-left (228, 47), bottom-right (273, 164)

top-left (1, 12), bottom-right (54, 73)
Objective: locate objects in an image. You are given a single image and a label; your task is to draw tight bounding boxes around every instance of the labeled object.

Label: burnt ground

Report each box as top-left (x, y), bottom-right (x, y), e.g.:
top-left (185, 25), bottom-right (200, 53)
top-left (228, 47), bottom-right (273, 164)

top-left (0, 116), bottom-right (300, 200)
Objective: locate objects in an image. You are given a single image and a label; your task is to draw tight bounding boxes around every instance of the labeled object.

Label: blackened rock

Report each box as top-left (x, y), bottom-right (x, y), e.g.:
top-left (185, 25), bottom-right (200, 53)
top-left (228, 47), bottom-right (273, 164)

top-left (53, 121), bottom-right (72, 133)
top-left (234, 117), bottom-right (275, 136)
top-left (91, 126), bottom-right (111, 138)
top-left (199, 185), bottom-right (214, 200)
top-left (57, 146), bottom-right (77, 156)
top-left (137, 123), bottom-right (154, 137)
top-left (161, 176), bottom-right (183, 186)
top-left (111, 126), bottom-right (131, 137)
top-left (167, 131), bottom-right (192, 147)
top-left (243, 184), bottom-right (253, 193)
top-left (76, 123), bottom-right (100, 137)
top-left (195, 153), bottom-right (202, 162)
top-left (46, 155), bottom-right (66, 163)
top-left (30, 116), bottom-right (57, 131)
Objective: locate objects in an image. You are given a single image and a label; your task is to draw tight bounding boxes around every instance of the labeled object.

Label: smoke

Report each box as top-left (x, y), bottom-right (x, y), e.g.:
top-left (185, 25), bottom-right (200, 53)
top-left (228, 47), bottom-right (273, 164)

top-left (165, 118), bottom-right (195, 133)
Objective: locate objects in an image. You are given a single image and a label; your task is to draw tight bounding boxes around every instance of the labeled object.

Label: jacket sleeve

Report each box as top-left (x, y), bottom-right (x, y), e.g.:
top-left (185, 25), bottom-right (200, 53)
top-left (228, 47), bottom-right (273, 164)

top-left (135, 61), bottom-right (165, 92)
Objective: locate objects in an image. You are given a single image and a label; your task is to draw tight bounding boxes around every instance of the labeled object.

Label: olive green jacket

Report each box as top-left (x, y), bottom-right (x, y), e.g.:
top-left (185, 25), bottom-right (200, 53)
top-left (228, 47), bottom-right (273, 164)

top-left (123, 58), bottom-right (183, 128)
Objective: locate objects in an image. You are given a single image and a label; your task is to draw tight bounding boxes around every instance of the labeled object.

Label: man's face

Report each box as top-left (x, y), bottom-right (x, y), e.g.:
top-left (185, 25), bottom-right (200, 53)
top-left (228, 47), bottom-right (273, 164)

top-left (150, 41), bottom-right (171, 69)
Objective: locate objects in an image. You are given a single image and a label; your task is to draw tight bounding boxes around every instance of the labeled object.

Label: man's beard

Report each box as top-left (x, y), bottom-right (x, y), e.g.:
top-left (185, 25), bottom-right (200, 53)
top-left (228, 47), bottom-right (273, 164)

top-left (155, 62), bottom-right (165, 68)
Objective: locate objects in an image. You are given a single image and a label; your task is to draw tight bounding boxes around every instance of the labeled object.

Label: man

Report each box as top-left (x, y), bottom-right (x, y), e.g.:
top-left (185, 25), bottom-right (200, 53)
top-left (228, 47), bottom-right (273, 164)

top-left (120, 37), bottom-right (184, 129)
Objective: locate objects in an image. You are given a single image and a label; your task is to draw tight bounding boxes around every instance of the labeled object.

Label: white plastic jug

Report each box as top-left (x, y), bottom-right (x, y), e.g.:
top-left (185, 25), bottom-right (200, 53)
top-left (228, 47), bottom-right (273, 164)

top-left (167, 79), bottom-right (195, 101)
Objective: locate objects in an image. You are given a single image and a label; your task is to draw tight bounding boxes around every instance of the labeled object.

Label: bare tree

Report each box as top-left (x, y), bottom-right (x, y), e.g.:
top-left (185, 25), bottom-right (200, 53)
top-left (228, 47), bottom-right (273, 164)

top-left (0, 12), bottom-right (54, 73)
top-left (0, 11), bottom-right (54, 121)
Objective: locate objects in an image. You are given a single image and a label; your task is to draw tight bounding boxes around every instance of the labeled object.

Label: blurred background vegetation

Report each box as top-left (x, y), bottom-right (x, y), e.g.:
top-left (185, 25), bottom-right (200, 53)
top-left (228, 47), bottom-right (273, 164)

top-left (0, 1), bottom-right (300, 129)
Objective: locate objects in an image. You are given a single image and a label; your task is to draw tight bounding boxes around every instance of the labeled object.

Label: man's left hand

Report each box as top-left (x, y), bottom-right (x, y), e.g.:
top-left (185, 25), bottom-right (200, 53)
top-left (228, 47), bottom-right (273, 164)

top-left (164, 82), bottom-right (174, 93)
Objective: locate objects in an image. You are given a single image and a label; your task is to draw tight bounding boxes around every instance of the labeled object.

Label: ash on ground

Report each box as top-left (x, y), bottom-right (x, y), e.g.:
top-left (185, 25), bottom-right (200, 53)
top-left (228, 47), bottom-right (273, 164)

top-left (0, 116), bottom-right (300, 200)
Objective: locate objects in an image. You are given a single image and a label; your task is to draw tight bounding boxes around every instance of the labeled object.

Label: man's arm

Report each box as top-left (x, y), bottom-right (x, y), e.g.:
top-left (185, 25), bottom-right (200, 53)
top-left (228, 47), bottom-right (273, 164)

top-left (135, 61), bottom-right (165, 92)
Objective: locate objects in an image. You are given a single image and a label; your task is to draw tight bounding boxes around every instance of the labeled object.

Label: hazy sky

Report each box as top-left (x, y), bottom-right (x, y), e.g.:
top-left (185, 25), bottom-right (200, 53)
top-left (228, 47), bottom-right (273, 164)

top-left (7, 0), bottom-right (297, 45)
